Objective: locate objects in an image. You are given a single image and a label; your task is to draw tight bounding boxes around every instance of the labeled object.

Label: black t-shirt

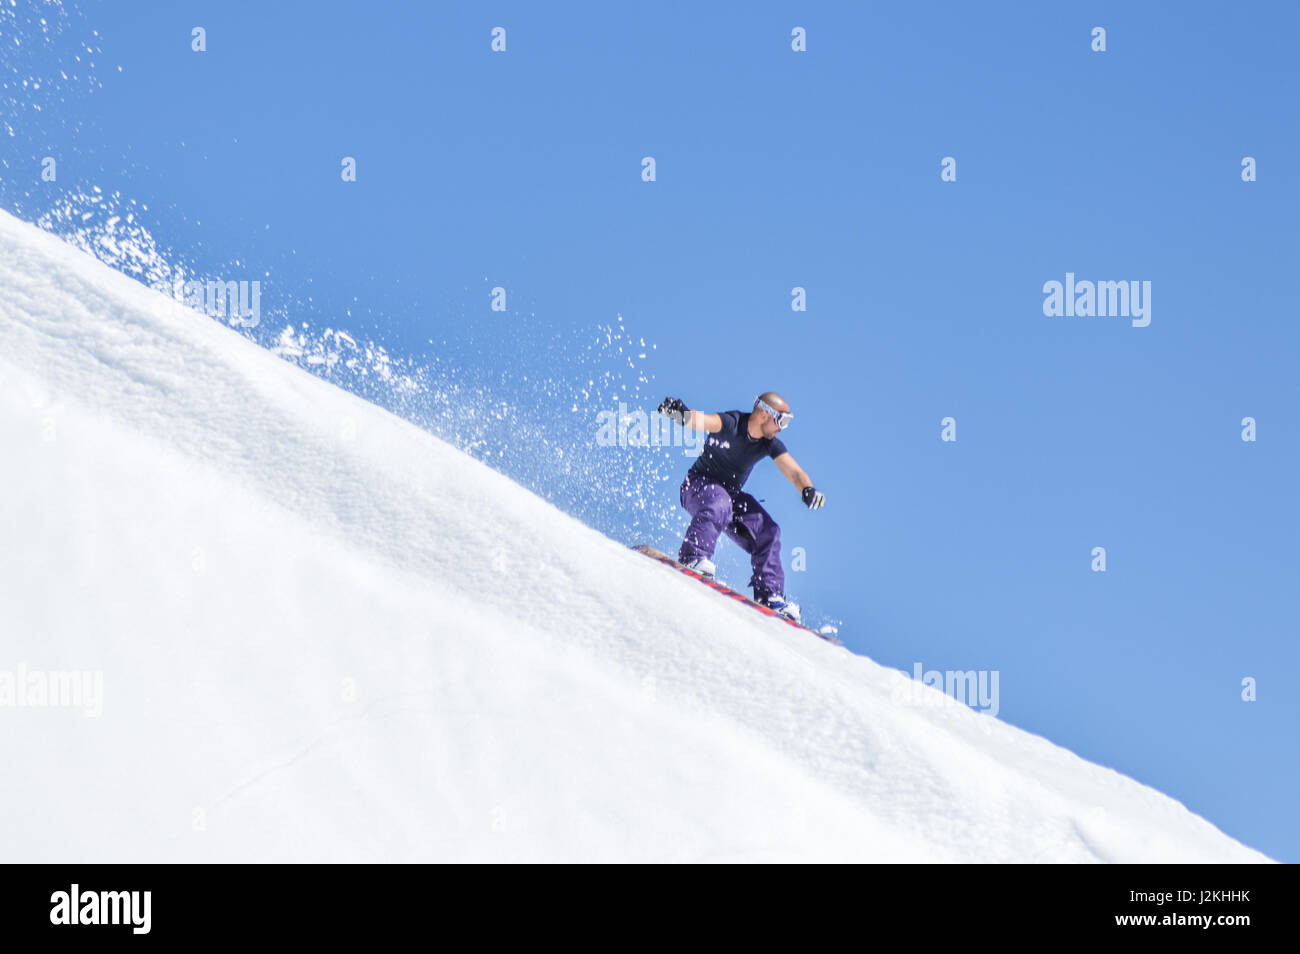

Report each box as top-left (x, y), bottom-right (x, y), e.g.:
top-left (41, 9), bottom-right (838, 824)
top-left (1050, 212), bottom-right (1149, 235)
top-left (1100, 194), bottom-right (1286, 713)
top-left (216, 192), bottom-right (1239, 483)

top-left (687, 411), bottom-right (788, 492)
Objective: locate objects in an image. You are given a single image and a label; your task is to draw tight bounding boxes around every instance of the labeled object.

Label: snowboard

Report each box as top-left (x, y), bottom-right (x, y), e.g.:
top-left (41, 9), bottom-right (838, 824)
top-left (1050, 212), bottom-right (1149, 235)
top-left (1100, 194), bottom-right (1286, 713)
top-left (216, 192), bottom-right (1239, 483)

top-left (631, 544), bottom-right (841, 644)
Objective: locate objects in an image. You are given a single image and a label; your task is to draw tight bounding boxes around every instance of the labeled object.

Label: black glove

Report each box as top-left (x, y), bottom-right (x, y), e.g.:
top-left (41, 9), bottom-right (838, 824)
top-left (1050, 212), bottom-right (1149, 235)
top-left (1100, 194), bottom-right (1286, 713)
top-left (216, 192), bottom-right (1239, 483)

top-left (657, 396), bottom-right (689, 425)
top-left (802, 486), bottom-right (825, 510)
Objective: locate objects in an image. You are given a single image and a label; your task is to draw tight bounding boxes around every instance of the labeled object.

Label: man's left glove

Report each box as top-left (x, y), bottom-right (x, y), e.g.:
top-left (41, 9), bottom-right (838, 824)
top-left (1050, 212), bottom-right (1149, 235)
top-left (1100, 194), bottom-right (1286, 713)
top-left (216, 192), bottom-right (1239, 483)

top-left (802, 486), bottom-right (826, 510)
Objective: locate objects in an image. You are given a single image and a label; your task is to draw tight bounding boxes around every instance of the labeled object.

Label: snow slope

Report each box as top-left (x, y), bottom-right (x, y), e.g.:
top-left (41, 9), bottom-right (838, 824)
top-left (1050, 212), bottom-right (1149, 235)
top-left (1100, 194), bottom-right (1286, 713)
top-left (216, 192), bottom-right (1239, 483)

top-left (0, 209), bottom-right (1271, 862)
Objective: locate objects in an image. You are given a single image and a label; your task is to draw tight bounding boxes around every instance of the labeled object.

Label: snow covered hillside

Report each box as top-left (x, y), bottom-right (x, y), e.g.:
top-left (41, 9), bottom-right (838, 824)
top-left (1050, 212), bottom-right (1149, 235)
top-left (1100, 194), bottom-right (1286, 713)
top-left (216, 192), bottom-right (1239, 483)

top-left (0, 209), bottom-right (1271, 862)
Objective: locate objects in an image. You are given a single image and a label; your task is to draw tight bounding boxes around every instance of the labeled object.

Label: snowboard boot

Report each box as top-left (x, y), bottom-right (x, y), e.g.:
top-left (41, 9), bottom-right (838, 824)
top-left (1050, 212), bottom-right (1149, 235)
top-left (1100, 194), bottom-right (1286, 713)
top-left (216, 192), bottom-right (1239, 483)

top-left (681, 556), bottom-right (717, 581)
top-left (760, 593), bottom-right (801, 623)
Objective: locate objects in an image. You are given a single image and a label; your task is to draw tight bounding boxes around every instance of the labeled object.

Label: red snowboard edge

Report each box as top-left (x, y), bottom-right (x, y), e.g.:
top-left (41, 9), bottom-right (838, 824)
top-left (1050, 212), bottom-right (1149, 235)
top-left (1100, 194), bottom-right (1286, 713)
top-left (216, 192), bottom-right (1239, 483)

top-left (631, 544), bottom-right (841, 645)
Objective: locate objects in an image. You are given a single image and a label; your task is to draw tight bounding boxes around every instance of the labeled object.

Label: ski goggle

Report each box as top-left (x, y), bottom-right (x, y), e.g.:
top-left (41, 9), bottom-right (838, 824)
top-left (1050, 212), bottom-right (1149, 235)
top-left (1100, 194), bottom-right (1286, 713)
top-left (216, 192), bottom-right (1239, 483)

top-left (755, 398), bottom-right (793, 430)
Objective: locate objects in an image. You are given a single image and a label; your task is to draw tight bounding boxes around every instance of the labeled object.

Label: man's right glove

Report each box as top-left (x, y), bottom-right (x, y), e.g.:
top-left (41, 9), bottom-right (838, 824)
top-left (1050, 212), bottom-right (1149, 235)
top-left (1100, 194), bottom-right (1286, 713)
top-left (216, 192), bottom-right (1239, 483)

top-left (802, 486), bottom-right (826, 510)
top-left (657, 396), bottom-right (689, 425)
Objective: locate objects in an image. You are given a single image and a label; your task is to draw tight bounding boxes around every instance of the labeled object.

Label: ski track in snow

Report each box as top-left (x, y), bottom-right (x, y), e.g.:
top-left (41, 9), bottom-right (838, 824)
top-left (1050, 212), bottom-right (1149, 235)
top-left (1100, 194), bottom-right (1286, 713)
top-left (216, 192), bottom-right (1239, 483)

top-left (0, 210), bottom-right (1273, 862)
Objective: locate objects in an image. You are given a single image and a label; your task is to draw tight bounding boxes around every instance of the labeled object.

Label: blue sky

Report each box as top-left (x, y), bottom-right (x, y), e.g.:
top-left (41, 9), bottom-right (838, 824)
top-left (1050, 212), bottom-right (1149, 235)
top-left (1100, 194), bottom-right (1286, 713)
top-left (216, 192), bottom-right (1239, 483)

top-left (3, 1), bottom-right (1297, 861)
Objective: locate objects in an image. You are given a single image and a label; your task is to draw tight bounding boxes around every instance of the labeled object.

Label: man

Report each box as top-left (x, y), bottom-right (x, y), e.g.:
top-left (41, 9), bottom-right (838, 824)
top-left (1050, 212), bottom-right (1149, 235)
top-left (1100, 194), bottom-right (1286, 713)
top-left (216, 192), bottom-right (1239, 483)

top-left (656, 392), bottom-right (825, 622)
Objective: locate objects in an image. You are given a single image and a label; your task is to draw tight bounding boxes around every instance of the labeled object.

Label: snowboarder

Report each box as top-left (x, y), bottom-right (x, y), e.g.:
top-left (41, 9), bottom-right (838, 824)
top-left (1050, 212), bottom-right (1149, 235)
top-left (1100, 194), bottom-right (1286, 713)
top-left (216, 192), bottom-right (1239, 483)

top-left (656, 392), bottom-right (825, 622)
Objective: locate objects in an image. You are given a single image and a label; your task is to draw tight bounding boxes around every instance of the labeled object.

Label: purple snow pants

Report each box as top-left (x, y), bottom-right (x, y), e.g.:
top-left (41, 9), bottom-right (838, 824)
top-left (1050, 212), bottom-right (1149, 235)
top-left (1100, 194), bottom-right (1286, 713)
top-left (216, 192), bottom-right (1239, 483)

top-left (678, 476), bottom-right (784, 601)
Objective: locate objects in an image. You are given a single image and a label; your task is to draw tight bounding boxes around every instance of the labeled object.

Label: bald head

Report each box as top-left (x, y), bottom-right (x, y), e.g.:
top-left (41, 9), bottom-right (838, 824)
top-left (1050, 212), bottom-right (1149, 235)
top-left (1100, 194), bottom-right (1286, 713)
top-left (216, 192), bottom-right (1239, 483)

top-left (750, 391), bottom-right (793, 437)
